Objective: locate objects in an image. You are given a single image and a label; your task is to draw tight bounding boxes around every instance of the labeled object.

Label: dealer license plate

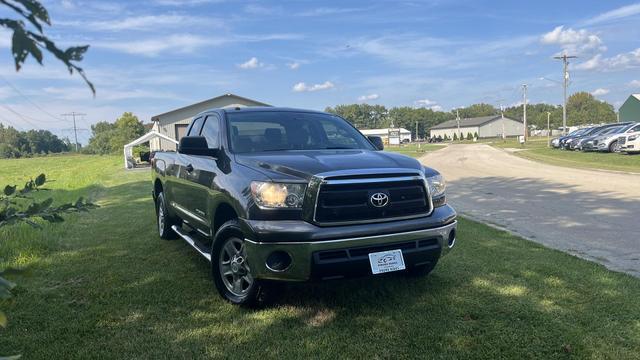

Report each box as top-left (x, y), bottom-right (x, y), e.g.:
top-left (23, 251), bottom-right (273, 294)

top-left (368, 249), bottom-right (406, 274)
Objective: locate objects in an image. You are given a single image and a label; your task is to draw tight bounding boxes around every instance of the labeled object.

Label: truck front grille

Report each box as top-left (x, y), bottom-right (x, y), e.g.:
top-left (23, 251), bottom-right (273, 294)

top-left (313, 175), bottom-right (431, 225)
top-left (619, 136), bottom-right (626, 145)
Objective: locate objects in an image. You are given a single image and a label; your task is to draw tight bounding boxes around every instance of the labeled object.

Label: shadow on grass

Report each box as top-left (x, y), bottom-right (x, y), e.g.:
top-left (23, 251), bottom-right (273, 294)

top-left (2, 179), bottom-right (640, 359)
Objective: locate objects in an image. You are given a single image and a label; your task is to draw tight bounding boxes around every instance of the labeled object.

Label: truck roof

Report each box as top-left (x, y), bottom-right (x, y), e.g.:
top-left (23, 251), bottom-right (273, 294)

top-left (194, 107), bottom-right (330, 118)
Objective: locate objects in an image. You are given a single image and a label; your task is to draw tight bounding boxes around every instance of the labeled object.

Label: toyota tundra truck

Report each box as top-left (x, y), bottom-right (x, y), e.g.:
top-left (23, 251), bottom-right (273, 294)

top-left (151, 107), bottom-right (457, 306)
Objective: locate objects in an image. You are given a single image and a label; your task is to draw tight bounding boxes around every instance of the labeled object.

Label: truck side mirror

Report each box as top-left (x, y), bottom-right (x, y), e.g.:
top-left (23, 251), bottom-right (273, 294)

top-left (368, 136), bottom-right (384, 151)
top-left (178, 136), bottom-right (219, 157)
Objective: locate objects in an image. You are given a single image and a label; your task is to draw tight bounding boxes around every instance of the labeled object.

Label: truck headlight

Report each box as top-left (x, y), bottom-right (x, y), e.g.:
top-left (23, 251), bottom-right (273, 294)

top-left (629, 135), bottom-right (639, 141)
top-left (427, 174), bottom-right (446, 198)
top-left (250, 181), bottom-right (306, 208)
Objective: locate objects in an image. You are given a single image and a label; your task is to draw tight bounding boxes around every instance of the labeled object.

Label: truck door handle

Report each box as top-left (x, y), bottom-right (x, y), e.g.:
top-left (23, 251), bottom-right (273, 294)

top-left (185, 164), bottom-right (194, 173)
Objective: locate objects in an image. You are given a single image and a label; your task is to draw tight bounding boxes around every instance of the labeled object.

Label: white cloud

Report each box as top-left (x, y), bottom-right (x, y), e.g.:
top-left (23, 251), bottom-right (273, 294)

top-left (238, 57), bottom-right (264, 69)
top-left (358, 93), bottom-right (379, 101)
top-left (61, 0), bottom-right (75, 9)
top-left (286, 62), bottom-right (301, 70)
top-left (583, 3), bottom-right (640, 25)
top-left (540, 26), bottom-right (605, 56)
top-left (575, 49), bottom-right (640, 71)
top-left (430, 105), bottom-right (443, 111)
top-left (292, 81), bottom-right (335, 92)
top-left (297, 7), bottom-right (363, 17)
top-left (97, 34), bottom-right (218, 56)
top-left (629, 80), bottom-right (640, 88)
top-left (591, 88), bottom-right (610, 96)
top-left (414, 99), bottom-right (437, 107)
top-left (87, 15), bottom-right (210, 31)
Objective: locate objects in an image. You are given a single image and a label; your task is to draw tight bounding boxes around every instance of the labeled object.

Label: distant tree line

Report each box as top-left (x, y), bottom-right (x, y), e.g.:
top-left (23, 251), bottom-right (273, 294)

top-left (0, 124), bottom-right (69, 158)
top-left (84, 112), bottom-right (145, 155)
top-left (326, 92), bottom-right (617, 139)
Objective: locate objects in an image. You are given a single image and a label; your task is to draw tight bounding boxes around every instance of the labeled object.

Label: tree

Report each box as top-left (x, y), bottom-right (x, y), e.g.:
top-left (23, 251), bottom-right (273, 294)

top-left (0, 124), bottom-right (68, 158)
top-left (566, 92), bottom-right (616, 126)
top-left (455, 103), bottom-right (498, 118)
top-left (453, 133), bottom-right (458, 141)
top-left (87, 113), bottom-right (145, 154)
top-left (466, 132), bottom-right (473, 140)
top-left (1, 0), bottom-right (94, 94)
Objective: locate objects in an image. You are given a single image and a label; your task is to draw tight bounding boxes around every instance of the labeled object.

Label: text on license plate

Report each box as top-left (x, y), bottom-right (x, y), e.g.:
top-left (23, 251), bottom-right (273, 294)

top-left (368, 249), bottom-right (406, 274)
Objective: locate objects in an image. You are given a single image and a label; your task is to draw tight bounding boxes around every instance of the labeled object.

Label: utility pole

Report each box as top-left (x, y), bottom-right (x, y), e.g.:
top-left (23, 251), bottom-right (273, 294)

top-left (522, 84), bottom-right (528, 142)
top-left (456, 109), bottom-right (461, 142)
top-left (500, 105), bottom-right (506, 141)
top-left (415, 121), bottom-right (419, 142)
top-left (554, 54), bottom-right (577, 135)
top-left (61, 112), bottom-right (86, 152)
top-left (547, 111), bottom-right (551, 147)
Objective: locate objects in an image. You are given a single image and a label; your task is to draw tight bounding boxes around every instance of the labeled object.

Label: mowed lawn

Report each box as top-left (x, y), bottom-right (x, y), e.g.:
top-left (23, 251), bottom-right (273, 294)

top-left (1, 155), bottom-right (640, 359)
top-left (384, 143), bottom-right (446, 158)
top-left (488, 137), bottom-right (640, 173)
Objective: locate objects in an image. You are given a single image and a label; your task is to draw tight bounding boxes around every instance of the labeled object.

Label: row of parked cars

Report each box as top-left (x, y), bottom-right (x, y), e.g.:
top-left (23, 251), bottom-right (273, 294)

top-left (551, 122), bottom-right (640, 153)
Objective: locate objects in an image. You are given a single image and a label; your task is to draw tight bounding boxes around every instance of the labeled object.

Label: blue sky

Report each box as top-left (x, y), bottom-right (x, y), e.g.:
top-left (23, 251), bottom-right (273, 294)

top-left (2, 0), bottom-right (640, 144)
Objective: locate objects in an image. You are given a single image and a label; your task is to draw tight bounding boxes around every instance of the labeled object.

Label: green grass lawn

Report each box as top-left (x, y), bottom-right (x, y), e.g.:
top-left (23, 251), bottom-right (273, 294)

top-left (2, 155), bottom-right (640, 359)
top-left (486, 137), bottom-right (640, 173)
top-left (384, 143), bottom-right (446, 158)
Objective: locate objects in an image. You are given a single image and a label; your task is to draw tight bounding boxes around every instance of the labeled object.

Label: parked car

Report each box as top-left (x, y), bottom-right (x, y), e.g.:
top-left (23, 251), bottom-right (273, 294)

top-left (620, 128), bottom-right (640, 154)
top-left (583, 123), bottom-right (640, 152)
top-left (555, 128), bottom-right (591, 149)
top-left (151, 107), bottom-right (457, 306)
top-left (565, 123), bottom-right (632, 150)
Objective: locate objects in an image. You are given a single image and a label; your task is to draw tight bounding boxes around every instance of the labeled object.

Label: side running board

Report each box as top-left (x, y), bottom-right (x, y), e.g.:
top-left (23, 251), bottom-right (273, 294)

top-left (171, 225), bottom-right (212, 262)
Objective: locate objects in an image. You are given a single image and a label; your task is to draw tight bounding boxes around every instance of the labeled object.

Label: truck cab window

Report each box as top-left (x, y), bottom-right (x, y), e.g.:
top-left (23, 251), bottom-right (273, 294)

top-left (187, 117), bottom-right (204, 136)
top-left (201, 115), bottom-right (220, 148)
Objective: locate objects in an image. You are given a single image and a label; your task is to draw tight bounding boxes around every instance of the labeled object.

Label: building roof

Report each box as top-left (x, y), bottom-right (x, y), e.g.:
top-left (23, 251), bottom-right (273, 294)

top-left (360, 128), bottom-right (411, 134)
top-left (430, 115), bottom-right (520, 130)
top-left (151, 93), bottom-right (270, 121)
top-left (632, 94), bottom-right (640, 101)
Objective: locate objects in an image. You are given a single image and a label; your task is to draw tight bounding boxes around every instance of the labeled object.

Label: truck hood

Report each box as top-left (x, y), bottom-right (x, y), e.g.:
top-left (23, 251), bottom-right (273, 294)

top-left (234, 149), bottom-right (428, 181)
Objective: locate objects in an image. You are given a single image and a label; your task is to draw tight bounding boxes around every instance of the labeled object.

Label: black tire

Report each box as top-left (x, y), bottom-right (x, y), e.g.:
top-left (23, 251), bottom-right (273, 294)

top-left (211, 219), bottom-right (276, 307)
top-left (403, 260), bottom-right (438, 277)
top-left (155, 192), bottom-right (180, 240)
top-left (609, 140), bottom-right (619, 153)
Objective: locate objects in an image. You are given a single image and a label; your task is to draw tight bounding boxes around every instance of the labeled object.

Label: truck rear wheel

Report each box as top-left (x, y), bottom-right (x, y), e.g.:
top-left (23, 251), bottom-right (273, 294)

top-left (156, 192), bottom-right (179, 240)
top-left (211, 220), bottom-right (275, 307)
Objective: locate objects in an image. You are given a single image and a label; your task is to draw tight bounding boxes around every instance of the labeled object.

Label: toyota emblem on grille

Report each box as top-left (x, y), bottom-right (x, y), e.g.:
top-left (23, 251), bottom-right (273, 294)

top-left (370, 192), bottom-right (389, 207)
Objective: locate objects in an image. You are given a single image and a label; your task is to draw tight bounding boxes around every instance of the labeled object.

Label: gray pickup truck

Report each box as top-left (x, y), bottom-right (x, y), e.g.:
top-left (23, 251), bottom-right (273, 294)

top-left (152, 107), bottom-right (457, 306)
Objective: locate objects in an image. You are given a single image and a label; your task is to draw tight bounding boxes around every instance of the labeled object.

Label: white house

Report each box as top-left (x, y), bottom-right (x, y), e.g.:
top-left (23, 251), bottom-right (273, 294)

top-left (149, 93), bottom-right (270, 151)
top-left (429, 115), bottom-right (524, 139)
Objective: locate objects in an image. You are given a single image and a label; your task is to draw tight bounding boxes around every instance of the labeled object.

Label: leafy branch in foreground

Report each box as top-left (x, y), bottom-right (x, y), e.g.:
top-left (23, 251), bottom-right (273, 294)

top-left (1, 173), bottom-right (97, 358)
top-left (0, 173), bottom-right (97, 228)
top-left (0, 0), bottom-right (94, 95)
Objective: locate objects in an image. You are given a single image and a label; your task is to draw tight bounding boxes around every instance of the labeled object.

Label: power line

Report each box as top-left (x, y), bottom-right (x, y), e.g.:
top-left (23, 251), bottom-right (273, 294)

top-left (554, 54), bottom-right (577, 135)
top-left (0, 75), bottom-right (67, 124)
top-left (0, 104), bottom-right (43, 130)
top-left (61, 112), bottom-right (87, 152)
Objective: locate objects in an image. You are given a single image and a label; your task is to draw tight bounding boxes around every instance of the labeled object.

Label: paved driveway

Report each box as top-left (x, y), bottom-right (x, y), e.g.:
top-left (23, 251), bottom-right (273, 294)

top-left (421, 144), bottom-right (640, 277)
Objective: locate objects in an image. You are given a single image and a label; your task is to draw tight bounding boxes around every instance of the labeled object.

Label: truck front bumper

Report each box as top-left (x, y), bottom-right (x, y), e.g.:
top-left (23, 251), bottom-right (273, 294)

top-left (243, 209), bottom-right (457, 281)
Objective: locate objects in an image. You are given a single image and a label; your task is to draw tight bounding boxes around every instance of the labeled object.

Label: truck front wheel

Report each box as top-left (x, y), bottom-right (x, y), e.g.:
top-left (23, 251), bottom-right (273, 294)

top-left (211, 220), bottom-right (276, 307)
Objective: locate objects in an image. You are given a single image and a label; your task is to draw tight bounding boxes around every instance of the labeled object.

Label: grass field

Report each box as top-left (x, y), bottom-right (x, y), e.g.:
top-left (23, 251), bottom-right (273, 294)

top-left (485, 137), bottom-right (640, 173)
top-left (383, 143), bottom-right (446, 158)
top-left (2, 155), bottom-right (640, 359)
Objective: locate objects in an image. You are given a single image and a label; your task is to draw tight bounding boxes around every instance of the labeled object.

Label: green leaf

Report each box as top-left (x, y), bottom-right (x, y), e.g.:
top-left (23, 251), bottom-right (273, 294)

top-left (34, 173), bottom-right (46, 186)
top-left (3, 185), bottom-right (16, 196)
top-left (11, 26), bottom-right (43, 71)
top-left (39, 198), bottom-right (53, 211)
top-left (64, 46), bottom-right (89, 62)
top-left (0, 311), bottom-right (6, 328)
top-left (14, 0), bottom-right (51, 25)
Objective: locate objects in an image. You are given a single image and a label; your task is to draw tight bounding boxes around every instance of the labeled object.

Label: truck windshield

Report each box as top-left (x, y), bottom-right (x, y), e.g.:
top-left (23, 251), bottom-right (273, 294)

top-left (226, 111), bottom-right (375, 153)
